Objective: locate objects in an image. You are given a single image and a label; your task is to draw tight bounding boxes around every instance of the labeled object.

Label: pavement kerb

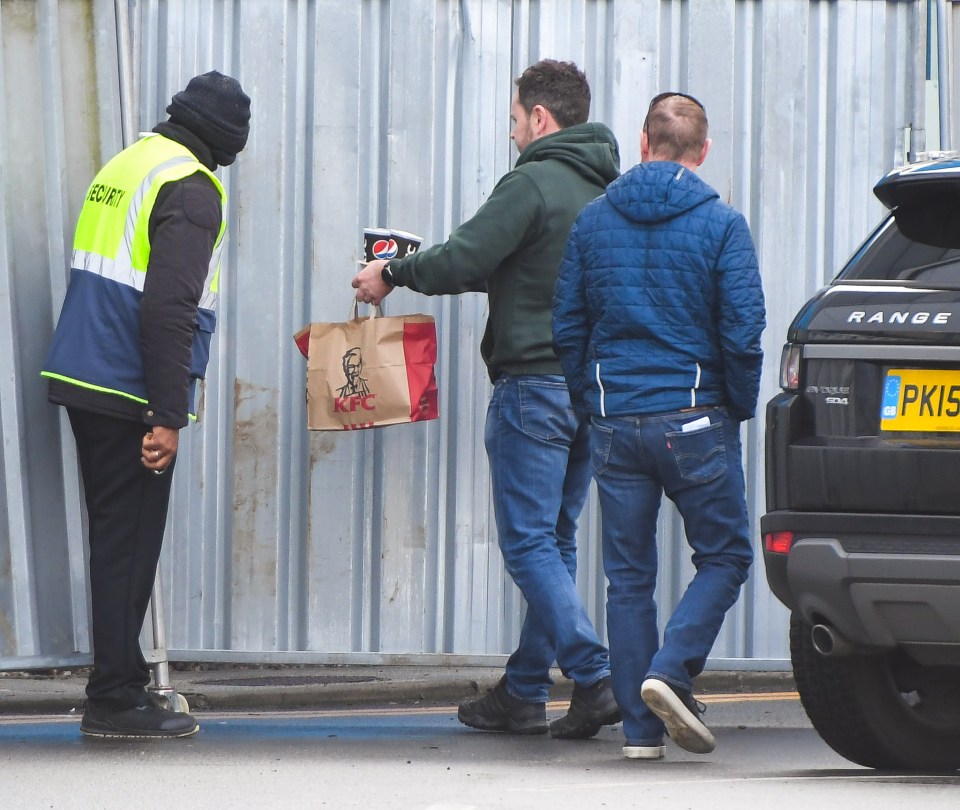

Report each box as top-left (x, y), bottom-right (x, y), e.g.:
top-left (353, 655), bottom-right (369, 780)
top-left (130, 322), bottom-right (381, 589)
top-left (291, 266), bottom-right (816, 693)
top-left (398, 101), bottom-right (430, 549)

top-left (0, 666), bottom-right (796, 716)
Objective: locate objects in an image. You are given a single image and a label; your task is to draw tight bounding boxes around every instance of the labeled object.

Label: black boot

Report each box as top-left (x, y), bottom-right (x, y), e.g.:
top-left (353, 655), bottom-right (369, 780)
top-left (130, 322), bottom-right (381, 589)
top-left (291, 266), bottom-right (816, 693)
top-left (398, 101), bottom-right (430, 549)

top-left (550, 676), bottom-right (621, 739)
top-left (457, 676), bottom-right (548, 734)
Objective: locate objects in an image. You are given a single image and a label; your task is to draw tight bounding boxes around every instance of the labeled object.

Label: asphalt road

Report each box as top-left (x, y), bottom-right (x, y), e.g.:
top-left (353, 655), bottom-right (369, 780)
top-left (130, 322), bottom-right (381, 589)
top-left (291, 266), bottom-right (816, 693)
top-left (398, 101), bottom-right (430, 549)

top-left (2, 693), bottom-right (958, 809)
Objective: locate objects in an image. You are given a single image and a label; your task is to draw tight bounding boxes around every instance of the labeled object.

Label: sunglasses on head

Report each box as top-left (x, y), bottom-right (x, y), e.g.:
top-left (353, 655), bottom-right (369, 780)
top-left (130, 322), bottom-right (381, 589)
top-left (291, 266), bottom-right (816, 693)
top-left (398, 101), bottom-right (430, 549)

top-left (648, 91), bottom-right (705, 114)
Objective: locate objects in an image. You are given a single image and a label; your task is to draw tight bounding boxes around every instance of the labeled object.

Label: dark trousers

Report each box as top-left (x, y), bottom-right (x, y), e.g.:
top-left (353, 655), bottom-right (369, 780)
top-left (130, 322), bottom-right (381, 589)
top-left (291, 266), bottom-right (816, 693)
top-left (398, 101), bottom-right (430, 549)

top-left (68, 408), bottom-right (176, 710)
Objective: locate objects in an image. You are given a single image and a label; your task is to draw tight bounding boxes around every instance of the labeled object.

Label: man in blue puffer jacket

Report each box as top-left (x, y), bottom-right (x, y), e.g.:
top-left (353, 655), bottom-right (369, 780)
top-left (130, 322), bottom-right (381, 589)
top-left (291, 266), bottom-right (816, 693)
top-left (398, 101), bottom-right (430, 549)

top-left (553, 92), bottom-right (765, 761)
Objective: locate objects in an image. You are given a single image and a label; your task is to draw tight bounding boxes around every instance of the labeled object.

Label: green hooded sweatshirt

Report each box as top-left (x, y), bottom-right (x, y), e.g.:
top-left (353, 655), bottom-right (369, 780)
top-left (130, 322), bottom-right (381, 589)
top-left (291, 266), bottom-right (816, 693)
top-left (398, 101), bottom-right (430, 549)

top-left (389, 122), bottom-right (620, 381)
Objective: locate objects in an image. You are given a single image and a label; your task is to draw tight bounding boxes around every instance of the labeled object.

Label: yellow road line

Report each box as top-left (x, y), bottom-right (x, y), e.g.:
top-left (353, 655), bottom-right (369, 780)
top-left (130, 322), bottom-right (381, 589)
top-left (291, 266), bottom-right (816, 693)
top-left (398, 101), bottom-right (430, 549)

top-left (700, 691), bottom-right (800, 704)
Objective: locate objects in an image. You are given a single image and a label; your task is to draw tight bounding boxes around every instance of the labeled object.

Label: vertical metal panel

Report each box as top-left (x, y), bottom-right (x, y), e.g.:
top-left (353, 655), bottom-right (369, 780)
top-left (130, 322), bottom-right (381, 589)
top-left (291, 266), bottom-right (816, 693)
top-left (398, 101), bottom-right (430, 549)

top-left (0, 0), bottom-right (922, 670)
top-left (0, 0), bottom-right (122, 667)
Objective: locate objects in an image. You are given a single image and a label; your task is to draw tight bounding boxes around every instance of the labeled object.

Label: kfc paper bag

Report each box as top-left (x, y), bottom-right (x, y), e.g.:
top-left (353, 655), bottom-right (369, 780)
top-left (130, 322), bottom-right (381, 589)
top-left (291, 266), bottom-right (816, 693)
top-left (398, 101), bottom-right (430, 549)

top-left (295, 308), bottom-right (439, 430)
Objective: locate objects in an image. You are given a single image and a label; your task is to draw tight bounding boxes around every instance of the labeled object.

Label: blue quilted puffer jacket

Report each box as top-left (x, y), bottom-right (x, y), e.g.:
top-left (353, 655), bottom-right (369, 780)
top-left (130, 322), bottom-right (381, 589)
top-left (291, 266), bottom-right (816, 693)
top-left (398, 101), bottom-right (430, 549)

top-left (552, 160), bottom-right (765, 421)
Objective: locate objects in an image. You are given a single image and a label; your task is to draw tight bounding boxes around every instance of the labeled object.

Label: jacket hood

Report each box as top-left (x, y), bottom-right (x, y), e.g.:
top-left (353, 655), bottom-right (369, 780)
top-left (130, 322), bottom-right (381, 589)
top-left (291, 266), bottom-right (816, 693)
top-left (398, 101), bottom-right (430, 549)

top-left (516, 122), bottom-right (621, 187)
top-left (606, 161), bottom-right (718, 225)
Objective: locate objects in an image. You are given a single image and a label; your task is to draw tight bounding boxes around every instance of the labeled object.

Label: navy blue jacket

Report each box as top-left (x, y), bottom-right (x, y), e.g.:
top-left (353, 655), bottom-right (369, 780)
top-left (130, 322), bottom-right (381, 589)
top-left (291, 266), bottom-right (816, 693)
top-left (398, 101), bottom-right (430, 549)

top-left (552, 160), bottom-right (765, 421)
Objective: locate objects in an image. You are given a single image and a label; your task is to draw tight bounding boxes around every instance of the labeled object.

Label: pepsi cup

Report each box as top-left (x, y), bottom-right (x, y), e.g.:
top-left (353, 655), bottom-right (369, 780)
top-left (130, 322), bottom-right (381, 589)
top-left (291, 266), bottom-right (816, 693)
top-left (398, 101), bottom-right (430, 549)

top-left (363, 227), bottom-right (423, 263)
top-left (363, 227), bottom-right (393, 263)
top-left (390, 229), bottom-right (422, 259)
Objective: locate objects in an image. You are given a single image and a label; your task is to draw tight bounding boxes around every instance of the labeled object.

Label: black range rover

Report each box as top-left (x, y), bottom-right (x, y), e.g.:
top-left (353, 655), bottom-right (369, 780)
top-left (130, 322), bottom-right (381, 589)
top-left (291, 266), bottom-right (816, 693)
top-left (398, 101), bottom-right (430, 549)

top-left (762, 156), bottom-right (960, 771)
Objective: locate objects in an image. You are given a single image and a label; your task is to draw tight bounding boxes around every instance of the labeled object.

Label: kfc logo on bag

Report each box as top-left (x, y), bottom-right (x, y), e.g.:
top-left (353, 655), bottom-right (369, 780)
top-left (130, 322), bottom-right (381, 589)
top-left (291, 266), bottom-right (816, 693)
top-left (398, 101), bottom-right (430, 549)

top-left (334, 347), bottom-right (377, 414)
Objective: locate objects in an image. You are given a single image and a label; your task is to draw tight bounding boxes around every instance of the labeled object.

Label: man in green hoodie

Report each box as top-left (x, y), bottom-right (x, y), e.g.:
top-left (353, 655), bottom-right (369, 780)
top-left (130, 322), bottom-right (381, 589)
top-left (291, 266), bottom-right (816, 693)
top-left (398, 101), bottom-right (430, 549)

top-left (352, 59), bottom-right (621, 739)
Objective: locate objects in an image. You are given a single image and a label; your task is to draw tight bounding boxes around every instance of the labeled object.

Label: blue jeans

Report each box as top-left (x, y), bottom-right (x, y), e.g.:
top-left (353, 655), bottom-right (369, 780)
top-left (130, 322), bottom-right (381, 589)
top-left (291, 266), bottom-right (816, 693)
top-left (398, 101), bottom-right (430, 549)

top-left (485, 374), bottom-right (611, 703)
top-left (591, 407), bottom-right (753, 745)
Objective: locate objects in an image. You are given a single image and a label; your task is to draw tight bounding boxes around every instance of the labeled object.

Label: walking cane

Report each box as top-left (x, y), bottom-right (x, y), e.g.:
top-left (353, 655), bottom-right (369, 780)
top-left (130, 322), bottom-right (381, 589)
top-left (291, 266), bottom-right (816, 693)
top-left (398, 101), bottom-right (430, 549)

top-left (142, 563), bottom-right (189, 713)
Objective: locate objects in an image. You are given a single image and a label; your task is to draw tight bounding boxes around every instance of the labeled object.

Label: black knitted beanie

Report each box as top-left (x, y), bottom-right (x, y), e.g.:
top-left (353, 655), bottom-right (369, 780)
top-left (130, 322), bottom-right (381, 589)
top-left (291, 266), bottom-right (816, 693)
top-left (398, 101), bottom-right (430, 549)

top-left (166, 70), bottom-right (251, 166)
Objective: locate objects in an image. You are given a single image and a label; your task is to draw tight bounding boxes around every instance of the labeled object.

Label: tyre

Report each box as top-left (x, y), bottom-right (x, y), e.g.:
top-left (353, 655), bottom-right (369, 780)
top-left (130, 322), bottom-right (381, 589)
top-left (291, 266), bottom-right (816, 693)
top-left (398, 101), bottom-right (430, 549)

top-left (789, 613), bottom-right (960, 770)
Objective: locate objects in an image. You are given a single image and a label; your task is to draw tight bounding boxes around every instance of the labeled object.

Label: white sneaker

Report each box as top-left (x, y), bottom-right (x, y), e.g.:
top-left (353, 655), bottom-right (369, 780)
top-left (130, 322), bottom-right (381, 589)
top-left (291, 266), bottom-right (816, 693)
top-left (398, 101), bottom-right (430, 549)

top-left (623, 744), bottom-right (666, 760)
top-left (640, 677), bottom-right (715, 754)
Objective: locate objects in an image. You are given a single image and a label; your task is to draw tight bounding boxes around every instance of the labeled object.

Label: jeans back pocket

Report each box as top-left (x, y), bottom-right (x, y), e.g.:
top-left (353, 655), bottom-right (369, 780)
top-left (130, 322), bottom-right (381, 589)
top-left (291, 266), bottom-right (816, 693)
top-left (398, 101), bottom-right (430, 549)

top-left (665, 421), bottom-right (726, 484)
top-left (589, 419), bottom-right (614, 475)
top-left (517, 378), bottom-right (575, 442)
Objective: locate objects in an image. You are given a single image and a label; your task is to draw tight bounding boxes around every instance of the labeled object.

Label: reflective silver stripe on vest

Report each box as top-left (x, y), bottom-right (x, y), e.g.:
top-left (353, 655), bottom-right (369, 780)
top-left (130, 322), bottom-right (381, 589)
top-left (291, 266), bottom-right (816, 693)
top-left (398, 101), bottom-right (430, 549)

top-left (198, 237), bottom-right (225, 311)
top-left (72, 249), bottom-right (146, 291)
top-left (72, 153), bottom-right (222, 303)
top-left (116, 154), bottom-right (197, 271)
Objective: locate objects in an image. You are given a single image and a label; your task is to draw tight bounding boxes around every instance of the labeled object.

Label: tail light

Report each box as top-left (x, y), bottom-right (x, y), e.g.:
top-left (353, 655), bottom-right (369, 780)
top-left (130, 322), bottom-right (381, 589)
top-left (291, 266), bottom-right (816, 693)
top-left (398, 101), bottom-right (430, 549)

top-left (779, 343), bottom-right (802, 391)
top-left (764, 531), bottom-right (794, 554)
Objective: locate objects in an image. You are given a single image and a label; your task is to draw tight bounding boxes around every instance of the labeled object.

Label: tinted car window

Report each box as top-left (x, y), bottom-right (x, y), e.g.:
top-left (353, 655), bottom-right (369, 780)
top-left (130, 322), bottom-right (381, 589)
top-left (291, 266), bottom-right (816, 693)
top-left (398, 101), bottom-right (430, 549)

top-left (841, 217), bottom-right (960, 286)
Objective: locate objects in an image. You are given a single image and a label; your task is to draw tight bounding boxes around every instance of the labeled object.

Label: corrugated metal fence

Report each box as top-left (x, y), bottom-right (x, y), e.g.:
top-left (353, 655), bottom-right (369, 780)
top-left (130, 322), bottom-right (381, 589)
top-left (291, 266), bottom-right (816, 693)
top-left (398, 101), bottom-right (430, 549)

top-left (0, 0), bottom-right (925, 670)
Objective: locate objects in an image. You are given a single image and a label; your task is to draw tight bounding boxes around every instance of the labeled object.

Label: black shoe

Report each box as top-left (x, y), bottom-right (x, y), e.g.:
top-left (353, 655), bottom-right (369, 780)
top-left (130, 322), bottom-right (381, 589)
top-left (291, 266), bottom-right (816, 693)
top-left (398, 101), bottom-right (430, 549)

top-left (81, 701), bottom-right (200, 739)
top-left (457, 676), bottom-right (548, 735)
top-left (640, 677), bottom-right (714, 754)
top-left (549, 676), bottom-right (621, 739)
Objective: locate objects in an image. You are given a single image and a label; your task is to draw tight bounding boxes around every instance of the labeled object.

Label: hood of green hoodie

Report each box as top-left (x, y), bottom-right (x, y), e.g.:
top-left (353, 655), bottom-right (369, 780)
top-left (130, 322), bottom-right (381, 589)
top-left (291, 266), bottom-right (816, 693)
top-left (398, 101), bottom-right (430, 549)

top-left (515, 122), bottom-right (621, 188)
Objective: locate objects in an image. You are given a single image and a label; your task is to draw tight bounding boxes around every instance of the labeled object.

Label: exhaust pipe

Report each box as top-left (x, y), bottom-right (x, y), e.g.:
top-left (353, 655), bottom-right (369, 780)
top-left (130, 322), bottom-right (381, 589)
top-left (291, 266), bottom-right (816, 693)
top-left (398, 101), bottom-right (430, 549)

top-left (811, 624), bottom-right (858, 658)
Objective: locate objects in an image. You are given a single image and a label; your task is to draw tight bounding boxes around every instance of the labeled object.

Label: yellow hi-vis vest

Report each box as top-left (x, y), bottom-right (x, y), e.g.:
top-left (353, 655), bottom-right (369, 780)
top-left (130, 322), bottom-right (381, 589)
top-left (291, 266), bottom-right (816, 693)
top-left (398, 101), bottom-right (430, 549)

top-left (41, 134), bottom-right (227, 418)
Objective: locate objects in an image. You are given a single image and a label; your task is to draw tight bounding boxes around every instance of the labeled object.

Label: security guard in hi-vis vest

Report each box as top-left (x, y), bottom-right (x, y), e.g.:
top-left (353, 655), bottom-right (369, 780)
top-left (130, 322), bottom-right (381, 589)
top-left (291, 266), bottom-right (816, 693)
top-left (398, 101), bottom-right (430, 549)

top-left (42, 71), bottom-right (250, 739)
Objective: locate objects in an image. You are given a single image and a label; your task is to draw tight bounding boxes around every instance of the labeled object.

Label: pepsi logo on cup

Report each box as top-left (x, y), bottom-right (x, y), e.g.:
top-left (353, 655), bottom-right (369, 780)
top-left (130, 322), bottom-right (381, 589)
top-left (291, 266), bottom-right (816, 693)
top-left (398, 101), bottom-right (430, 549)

top-left (372, 239), bottom-right (399, 260)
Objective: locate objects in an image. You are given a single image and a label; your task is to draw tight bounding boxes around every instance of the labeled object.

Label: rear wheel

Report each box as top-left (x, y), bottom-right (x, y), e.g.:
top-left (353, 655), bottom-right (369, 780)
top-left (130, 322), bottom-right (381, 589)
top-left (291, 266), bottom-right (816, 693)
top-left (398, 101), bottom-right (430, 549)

top-left (789, 613), bottom-right (960, 770)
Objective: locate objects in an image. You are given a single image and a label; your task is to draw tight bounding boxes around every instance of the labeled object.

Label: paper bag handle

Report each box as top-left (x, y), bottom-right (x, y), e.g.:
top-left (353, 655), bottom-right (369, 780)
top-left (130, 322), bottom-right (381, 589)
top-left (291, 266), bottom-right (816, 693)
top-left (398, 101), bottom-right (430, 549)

top-left (350, 300), bottom-right (383, 320)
